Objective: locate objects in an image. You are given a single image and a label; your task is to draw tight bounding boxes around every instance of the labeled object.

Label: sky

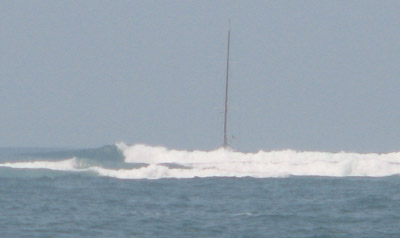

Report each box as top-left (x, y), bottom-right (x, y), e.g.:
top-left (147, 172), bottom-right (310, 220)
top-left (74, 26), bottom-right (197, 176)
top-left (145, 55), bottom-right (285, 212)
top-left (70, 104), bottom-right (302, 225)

top-left (2, 1), bottom-right (400, 152)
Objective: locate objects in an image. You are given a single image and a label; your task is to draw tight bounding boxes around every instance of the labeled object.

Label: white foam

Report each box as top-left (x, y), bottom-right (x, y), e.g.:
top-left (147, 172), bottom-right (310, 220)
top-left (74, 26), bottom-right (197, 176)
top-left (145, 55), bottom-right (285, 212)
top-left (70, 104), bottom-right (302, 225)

top-left (0, 158), bottom-right (79, 171)
top-left (2, 144), bottom-right (400, 179)
top-left (109, 144), bottom-right (400, 179)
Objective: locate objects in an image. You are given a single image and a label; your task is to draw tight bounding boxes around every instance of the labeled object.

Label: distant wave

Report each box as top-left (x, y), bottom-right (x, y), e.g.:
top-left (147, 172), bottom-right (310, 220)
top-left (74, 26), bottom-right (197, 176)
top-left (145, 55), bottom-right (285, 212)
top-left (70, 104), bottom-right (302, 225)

top-left (1, 143), bottom-right (400, 179)
top-left (0, 158), bottom-right (79, 171)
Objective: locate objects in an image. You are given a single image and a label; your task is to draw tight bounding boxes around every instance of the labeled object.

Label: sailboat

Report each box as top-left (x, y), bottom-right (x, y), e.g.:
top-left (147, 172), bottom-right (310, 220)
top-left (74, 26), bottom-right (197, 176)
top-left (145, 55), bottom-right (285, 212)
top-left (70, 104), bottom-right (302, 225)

top-left (223, 21), bottom-right (231, 149)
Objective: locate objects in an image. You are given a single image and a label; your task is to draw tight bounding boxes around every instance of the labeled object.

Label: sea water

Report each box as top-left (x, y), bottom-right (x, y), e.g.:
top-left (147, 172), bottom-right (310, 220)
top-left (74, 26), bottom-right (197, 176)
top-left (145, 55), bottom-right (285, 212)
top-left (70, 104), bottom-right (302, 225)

top-left (1, 144), bottom-right (400, 237)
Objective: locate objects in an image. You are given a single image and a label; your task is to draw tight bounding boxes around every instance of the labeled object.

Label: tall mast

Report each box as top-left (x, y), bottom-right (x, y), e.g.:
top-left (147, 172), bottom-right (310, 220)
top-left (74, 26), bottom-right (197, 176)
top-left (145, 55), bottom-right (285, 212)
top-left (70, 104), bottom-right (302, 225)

top-left (223, 20), bottom-right (231, 149)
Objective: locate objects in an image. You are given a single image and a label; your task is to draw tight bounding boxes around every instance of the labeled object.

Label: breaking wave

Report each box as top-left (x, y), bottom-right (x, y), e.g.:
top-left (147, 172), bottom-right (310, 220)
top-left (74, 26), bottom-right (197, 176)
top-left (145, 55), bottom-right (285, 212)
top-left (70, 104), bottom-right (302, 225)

top-left (0, 158), bottom-right (79, 171)
top-left (2, 143), bottom-right (400, 179)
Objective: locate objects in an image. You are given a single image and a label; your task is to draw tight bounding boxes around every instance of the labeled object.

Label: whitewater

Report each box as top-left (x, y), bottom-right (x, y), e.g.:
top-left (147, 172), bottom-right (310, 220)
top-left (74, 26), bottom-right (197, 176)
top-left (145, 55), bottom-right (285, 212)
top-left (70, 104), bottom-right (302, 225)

top-left (2, 144), bottom-right (400, 237)
top-left (1, 143), bottom-right (400, 179)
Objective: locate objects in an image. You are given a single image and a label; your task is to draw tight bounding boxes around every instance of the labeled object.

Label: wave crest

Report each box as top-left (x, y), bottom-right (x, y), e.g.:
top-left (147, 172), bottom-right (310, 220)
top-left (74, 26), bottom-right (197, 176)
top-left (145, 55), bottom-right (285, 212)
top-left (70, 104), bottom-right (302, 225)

top-left (2, 144), bottom-right (400, 179)
top-left (113, 144), bottom-right (400, 179)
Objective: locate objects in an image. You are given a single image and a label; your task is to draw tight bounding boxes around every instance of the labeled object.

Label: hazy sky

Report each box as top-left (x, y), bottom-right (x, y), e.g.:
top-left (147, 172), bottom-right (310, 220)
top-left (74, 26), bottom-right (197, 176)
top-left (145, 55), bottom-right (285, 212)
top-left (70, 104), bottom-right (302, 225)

top-left (2, 1), bottom-right (400, 152)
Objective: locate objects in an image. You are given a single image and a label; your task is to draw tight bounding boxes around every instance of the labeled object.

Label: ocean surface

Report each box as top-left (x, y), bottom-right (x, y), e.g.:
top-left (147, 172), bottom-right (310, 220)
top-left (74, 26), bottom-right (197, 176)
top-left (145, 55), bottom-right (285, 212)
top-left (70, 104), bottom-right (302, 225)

top-left (1, 144), bottom-right (400, 237)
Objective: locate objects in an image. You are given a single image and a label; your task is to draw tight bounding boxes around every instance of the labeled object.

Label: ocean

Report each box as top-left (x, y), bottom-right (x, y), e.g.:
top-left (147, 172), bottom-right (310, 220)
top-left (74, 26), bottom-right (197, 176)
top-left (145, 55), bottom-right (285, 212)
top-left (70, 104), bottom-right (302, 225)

top-left (1, 144), bottom-right (400, 237)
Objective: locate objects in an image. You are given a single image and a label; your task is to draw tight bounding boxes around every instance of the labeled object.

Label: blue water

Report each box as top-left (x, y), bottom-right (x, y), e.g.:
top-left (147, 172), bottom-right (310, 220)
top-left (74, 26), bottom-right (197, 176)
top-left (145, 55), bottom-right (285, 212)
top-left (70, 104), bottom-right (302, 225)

top-left (1, 175), bottom-right (400, 237)
top-left (1, 146), bottom-right (400, 237)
